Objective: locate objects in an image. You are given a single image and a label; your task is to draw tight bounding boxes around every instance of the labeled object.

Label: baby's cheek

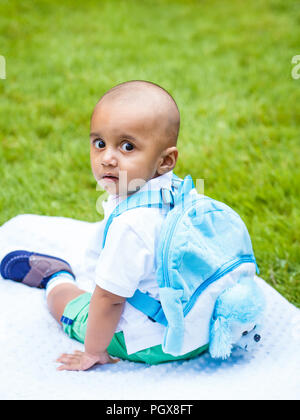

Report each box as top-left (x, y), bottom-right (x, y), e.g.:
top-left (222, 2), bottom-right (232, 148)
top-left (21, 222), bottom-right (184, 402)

top-left (126, 175), bottom-right (147, 193)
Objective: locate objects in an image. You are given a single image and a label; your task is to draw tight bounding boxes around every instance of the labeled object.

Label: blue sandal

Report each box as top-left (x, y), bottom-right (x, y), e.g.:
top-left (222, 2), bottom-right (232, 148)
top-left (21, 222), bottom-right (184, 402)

top-left (0, 250), bottom-right (75, 288)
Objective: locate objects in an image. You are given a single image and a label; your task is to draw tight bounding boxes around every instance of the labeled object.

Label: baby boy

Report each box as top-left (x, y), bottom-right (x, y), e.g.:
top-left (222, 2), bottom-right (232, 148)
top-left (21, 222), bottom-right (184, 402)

top-left (0, 80), bottom-right (207, 370)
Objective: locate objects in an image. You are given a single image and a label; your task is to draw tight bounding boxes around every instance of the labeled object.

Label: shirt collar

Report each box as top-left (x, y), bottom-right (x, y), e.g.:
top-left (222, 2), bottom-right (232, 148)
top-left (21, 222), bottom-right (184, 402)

top-left (138, 170), bottom-right (173, 192)
top-left (102, 170), bottom-right (174, 217)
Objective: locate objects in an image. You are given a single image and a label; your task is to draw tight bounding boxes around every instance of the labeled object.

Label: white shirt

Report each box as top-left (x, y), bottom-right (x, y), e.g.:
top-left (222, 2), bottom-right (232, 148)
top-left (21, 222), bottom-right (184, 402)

top-left (94, 171), bottom-right (174, 354)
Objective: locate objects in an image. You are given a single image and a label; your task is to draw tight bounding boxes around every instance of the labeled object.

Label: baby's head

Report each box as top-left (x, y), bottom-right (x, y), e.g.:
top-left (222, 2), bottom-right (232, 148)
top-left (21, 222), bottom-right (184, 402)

top-left (90, 80), bottom-right (180, 195)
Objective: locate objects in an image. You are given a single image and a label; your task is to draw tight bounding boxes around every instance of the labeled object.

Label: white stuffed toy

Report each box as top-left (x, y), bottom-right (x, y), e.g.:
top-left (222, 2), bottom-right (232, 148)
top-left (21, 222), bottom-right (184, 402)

top-left (209, 277), bottom-right (265, 359)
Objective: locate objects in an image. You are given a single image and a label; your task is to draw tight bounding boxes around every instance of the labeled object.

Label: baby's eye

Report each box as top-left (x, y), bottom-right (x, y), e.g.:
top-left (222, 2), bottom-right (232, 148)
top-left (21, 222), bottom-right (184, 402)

top-left (121, 142), bottom-right (134, 152)
top-left (94, 139), bottom-right (105, 149)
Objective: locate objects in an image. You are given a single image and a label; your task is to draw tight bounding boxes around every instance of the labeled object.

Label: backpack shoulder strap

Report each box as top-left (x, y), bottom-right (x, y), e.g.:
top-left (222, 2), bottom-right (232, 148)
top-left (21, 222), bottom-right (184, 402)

top-left (127, 289), bottom-right (168, 326)
top-left (102, 190), bottom-right (161, 248)
top-left (102, 174), bottom-right (182, 248)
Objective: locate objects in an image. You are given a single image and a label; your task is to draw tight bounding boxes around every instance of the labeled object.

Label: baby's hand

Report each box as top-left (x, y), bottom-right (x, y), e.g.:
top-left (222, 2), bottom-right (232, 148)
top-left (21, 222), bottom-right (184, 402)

top-left (56, 350), bottom-right (119, 371)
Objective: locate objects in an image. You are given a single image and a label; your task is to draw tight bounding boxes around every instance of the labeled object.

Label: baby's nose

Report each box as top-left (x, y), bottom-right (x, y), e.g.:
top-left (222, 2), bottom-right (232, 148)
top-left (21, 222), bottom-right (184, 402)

top-left (254, 334), bottom-right (261, 342)
top-left (101, 149), bottom-right (117, 166)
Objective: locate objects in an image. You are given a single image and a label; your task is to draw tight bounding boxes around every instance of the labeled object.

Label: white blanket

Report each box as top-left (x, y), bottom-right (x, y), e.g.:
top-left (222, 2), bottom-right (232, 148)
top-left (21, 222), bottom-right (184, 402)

top-left (0, 214), bottom-right (299, 400)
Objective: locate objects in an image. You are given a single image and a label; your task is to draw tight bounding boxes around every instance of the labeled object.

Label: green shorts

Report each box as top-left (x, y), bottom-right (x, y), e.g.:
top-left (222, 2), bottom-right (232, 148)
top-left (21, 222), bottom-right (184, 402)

top-left (61, 292), bottom-right (208, 365)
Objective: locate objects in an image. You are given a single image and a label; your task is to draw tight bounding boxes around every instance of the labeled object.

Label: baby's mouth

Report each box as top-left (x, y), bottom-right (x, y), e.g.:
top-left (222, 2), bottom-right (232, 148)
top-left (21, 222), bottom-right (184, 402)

top-left (101, 174), bottom-right (119, 182)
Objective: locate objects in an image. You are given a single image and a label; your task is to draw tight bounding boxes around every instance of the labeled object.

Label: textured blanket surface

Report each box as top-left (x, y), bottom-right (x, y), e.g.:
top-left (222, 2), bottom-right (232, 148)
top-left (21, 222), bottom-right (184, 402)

top-left (0, 214), bottom-right (299, 400)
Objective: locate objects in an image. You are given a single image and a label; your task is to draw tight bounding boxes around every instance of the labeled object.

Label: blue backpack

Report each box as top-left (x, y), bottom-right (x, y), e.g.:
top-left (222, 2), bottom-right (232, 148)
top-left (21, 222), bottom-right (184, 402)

top-left (102, 174), bottom-right (258, 356)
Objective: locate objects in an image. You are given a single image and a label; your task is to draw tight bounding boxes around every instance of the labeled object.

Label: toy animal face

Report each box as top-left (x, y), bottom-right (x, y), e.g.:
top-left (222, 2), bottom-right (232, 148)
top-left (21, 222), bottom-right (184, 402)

top-left (209, 317), bottom-right (263, 359)
top-left (231, 321), bottom-right (262, 352)
top-left (209, 277), bottom-right (265, 359)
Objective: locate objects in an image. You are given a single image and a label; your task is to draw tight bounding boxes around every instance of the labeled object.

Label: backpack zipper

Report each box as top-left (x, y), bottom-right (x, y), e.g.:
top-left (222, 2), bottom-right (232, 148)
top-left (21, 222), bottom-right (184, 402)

top-left (161, 198), bottom-right (257, 314)
top-left (162, 197), bottom-right (207, 287)
top-left (182, 255), bottom-right (256, 317)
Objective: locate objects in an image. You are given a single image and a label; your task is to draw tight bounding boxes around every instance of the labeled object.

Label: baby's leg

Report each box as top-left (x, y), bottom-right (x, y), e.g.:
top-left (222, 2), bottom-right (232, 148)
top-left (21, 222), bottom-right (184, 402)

top-left (46, 282), bottom-right (86, 325)
top-left (0, 250), bottom-right (86, 325)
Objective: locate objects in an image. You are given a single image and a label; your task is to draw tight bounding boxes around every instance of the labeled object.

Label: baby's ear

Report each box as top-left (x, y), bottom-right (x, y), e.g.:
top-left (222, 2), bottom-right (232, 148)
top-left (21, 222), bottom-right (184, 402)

top-left (209, 316), bottom-right (233, 359)
top-left (157, 147), bottom-right (178, 175)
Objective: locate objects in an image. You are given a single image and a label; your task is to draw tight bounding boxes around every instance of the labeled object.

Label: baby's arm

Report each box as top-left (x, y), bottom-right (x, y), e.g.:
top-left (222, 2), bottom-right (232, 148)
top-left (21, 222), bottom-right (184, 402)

top-left (56, 285), bottom-right (125, 371)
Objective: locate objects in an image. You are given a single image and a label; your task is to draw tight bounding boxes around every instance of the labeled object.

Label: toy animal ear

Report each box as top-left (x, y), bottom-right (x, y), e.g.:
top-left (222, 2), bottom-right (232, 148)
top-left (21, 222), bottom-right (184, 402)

top-left (209, 316), bottom-right (233, 359)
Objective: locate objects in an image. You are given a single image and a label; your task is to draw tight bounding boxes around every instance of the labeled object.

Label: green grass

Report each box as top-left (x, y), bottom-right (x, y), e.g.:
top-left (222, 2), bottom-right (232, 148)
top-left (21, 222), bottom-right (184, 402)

top-left (0, 0), bottom-right (299, 306)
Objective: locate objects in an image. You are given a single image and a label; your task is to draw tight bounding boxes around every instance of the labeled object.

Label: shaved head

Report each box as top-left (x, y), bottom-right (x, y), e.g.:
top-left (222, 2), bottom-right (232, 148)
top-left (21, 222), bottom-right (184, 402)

top-left (93, 80), bottom-right (180, 148)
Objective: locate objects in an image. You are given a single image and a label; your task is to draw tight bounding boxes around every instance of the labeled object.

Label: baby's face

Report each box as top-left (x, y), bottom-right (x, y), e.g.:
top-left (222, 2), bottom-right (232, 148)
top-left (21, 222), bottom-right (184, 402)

top-left (90, 99), bottom-right (165, 195)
